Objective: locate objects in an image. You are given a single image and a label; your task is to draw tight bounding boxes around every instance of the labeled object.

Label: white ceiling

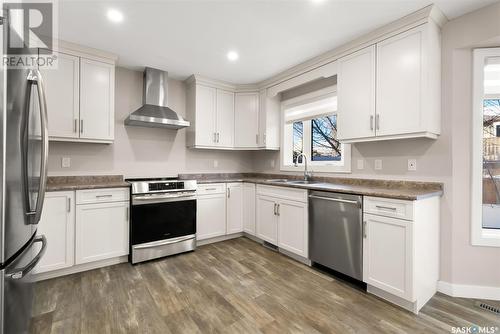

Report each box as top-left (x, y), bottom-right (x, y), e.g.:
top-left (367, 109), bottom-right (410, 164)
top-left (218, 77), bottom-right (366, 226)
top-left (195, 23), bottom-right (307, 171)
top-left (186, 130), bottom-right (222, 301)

top-left (58, 0), bottom-right (498, 84)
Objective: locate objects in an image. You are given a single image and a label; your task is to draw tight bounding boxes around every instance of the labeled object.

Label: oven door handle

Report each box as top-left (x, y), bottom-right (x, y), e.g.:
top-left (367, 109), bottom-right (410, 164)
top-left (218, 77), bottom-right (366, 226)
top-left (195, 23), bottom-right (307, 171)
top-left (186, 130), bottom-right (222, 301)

top-left (132, 194), bottom-right (196, 205)
top-left (133, 235), bottom-right (196, 249)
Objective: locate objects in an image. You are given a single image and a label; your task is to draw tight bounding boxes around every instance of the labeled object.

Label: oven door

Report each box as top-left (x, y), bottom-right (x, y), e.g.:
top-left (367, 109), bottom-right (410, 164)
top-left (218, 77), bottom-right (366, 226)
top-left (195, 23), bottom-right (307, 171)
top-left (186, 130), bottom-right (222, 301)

top-left (130, 193), bottom-right (196, 245)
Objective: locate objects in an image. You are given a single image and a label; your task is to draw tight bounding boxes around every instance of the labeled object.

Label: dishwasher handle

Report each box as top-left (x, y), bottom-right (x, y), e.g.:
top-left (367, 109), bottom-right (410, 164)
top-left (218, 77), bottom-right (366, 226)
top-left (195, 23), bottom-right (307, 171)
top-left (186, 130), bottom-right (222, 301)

top-left (309, 195), bottom-right (361, 207)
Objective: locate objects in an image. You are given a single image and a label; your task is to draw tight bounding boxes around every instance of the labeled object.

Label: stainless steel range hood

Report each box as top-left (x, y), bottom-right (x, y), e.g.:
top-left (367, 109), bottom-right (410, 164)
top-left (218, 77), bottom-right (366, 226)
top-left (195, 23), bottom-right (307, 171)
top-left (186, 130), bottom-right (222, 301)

top-left (125, 67), bottom-right (190, 129)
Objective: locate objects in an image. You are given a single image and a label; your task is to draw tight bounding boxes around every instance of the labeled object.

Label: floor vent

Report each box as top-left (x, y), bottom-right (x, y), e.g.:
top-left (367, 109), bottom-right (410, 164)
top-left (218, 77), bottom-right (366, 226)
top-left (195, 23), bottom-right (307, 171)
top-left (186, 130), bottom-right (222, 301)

top-left (262, 241), bottom-right (278, 252)
top-left (477, 302), bottom-right (500, 315)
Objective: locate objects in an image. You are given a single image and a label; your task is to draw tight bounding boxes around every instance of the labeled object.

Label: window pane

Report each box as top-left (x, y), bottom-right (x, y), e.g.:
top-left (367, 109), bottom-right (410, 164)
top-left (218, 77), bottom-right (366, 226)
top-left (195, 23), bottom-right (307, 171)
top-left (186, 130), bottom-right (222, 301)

top-left (293, 121), bottom-right (303, 163)
top-left (311, 115), bottom-right (341, 161)
top-left (483, 99), bottom-right (500, 229)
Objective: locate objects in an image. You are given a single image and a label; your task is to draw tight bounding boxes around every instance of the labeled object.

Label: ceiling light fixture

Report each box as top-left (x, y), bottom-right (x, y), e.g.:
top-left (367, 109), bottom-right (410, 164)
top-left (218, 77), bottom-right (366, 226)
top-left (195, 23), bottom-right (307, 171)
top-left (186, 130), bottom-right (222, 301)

top-left (107, 9), bottom-right (124, 23)
top-left (227, 51), bottom-right (239, 62)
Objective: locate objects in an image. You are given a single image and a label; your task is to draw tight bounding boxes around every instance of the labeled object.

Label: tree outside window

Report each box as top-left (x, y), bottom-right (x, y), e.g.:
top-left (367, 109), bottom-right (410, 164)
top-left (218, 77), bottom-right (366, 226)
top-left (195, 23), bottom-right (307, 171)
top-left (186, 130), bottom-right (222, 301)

top-left (311, 115), bottom-right (341, 161)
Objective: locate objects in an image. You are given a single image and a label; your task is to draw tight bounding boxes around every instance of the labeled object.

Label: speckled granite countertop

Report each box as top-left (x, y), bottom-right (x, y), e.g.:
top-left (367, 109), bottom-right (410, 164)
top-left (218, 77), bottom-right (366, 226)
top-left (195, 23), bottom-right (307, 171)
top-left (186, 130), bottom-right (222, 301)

top-left (47, 175), bottom-right (130, 191)
top-left (179, 173), bottom-right (443, 200)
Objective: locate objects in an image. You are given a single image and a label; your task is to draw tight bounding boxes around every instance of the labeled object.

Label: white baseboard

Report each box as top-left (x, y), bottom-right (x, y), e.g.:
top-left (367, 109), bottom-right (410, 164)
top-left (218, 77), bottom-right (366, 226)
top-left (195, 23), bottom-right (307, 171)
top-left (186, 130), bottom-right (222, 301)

top-left (438, 281), bottom-right (500, 301)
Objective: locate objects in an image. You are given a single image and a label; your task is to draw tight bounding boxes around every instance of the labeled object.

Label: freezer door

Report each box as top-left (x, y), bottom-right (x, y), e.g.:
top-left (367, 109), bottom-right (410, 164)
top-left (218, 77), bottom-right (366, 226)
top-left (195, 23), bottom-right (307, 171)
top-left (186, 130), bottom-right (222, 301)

top-left (2, 67), bottom-right (49, 264)
top-left (1, 234), bottom-right (46, 334)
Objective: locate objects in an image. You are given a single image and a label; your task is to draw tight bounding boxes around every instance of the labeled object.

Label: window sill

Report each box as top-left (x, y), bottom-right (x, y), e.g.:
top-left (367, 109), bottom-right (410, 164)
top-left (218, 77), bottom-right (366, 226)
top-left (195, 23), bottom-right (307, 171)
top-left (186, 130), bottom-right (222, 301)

top-left (280, 165), bottom-right (352, 174)
top-left (471, 228), bottom-right (500, 248)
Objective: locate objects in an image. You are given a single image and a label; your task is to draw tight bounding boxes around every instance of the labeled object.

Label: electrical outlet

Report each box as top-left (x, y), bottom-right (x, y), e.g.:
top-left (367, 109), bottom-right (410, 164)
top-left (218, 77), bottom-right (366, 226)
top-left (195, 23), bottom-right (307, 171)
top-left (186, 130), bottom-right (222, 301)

top-left (213, 160), bottom-right (218, 168)
top-left (408, 159), bottom-right (417, 171)
top-left (357, 159), bottom-right (364, 170)
top-left (61, 157), bottom-right (71, 168)
top-left (374, 159), bottom-right (382, 170)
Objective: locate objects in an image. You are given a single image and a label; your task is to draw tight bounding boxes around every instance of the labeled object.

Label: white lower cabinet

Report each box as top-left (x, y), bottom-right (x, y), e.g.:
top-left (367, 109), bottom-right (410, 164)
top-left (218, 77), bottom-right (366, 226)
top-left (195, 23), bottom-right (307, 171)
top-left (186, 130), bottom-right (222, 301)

top-left (256, 185), bottom-right (308, 258)
top-left (256, 195), bottom-right (278, 244)
top-left (226, 183), bottom-right (243, 234)
top-left (242, 183), bottom-right (256, 235)
top-left (277, 199), bottom-right (308, 258)
top-left (75, 201), bottom-right (129, 264)
top-left (363, 213), bottom-right (412, 300)
top-left (196, 185), bottom-right (227, 240)
top-left (362, 196), bottom-right (439, 313)
top-left (34, 188), bottom-right (129, 278)
top-left (34, 191), bottom-right (75, 274)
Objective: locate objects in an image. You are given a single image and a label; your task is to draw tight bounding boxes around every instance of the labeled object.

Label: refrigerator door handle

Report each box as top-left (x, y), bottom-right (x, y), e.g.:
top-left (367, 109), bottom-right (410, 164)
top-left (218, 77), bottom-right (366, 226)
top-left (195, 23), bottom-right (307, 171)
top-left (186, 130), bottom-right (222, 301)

top-left (24, 70), bottom-right (49, 225)
top-left (6, 235), bottom-right (47, 280)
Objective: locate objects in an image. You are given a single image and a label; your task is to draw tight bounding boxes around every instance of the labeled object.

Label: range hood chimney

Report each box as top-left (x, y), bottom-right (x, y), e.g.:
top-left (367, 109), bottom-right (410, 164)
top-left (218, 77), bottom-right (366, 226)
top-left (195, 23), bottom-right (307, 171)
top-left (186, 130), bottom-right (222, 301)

top-left (125, 67), bottom-right (190, 129)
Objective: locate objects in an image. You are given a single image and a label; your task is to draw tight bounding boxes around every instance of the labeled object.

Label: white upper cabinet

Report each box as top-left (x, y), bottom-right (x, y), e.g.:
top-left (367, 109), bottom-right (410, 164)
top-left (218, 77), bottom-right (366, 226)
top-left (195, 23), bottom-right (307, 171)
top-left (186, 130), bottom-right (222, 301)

top-left (234, 92), bottom-right (259, 148)
top-left (79, 58), bottom-right (115, 142)
top-left (337, 22), bottom-right (441, 143)
top-left (41, 51), bottom-right (80, 139)
top-left (216, 89), bottom-right (235, 147)
top-left (258, 89), bottom-right (280, 149)
top-left (186, 82), bottom-right (234, 148)
top-left (337, 45), bottom-right (376, 141)
top-left (194, 85), bottom-right (217, 147)
top-left (41, 43), bottom-right (116, 143)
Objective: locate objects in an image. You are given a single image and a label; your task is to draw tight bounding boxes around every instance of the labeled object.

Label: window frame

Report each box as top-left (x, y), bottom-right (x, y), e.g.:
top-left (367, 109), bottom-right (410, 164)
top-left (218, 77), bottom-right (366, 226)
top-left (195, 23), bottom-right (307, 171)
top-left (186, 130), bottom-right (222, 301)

top-left (471, 48), bottom-right (500, 247)
top-left (280, 86), bottom-right (351, 173)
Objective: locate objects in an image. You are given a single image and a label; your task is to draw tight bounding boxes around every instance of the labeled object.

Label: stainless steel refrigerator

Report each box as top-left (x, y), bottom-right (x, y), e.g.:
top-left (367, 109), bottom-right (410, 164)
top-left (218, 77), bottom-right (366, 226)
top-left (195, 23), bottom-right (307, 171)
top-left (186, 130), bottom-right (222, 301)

top-left (0, 31), bottom-right (49, 334)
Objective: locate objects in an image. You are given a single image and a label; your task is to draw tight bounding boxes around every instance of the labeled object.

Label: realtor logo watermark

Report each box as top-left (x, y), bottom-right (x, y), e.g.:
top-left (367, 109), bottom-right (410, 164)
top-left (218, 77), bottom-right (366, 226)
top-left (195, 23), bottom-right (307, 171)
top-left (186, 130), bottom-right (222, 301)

top-left (3, 0), bottom-right (58, 69)
top-left (452, 326), bottom-right (499, 334)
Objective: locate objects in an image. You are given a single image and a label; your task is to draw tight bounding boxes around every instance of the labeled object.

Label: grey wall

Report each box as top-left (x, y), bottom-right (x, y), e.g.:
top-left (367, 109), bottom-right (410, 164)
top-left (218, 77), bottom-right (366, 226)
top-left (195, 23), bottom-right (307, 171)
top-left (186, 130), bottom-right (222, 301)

top-left (48, 67), bottom-right (254, 177)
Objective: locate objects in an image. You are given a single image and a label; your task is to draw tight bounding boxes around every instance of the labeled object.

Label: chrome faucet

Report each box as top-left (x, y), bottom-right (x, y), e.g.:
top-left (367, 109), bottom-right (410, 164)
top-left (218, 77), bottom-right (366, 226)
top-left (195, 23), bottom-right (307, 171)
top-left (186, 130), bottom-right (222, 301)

top-left (294, 153), bottom-right (312, 181)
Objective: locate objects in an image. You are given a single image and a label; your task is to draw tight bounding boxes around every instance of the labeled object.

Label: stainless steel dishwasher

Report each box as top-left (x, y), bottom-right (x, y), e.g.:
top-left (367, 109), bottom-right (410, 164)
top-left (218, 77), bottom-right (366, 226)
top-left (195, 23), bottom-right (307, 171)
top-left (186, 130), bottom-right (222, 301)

top-left (309, 191), bottom-right (363, 281)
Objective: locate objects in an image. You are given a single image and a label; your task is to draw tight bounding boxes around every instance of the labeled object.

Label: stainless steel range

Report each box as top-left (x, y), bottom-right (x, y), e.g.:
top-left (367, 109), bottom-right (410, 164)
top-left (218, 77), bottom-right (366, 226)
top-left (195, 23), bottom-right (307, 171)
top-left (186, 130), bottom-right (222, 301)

top-left (126, 177), bottom-right (197, 264)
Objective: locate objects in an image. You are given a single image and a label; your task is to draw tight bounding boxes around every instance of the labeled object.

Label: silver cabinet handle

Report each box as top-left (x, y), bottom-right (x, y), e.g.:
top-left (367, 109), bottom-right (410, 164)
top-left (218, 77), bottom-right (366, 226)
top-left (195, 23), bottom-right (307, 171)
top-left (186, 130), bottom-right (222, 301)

top-left (74, 119), bottom-right (78, 133)
top-left (376, 114), bottom-right (380, 131)
top-left (80, 119), bottom-right (83, 134)
top-left (67, 198), bottom-right (71, 213)
top-left (227, 188), bottom-right (231, 198)
top-left (273, 203), bottom-right (277, 215)
top-left (96, 194), bottom-right (113, 198)
top-left (213, 132), bottom-right (216, 143)
top-left (277, 203), bottom-right (280, 216)
top-left (375, 205), bottom-right (397, 211)
top-left (204, 188), bottom-right (217, 191)
top-left (24, 70), bottom-right (49, 225)
top-left (370, 115), bottom-right (374, 131)
top-left (363, 221), bottom-right (367, 238)
top-left (7, 235), bottom-right (47, 279)
top-left (217, 132), bottom-right (220, 143)
top-left (309, 195), bottom-right (360, 206)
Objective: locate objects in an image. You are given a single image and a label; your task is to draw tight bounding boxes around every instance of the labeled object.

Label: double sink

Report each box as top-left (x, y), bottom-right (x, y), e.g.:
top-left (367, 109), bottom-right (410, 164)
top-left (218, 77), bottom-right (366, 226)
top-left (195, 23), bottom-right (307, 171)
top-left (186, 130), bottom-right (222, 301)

top-left (265, 179), bottom-right (326, 186)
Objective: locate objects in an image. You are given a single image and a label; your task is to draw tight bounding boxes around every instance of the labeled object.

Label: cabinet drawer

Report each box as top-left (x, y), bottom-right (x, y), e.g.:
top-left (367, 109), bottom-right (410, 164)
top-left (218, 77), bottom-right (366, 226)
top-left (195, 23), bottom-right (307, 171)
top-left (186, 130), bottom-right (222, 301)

top-left (197, 183), bottom-right (226, 195)
top-left (76, 187), bottom-right (129, 205)
top-left (256, 185), bottom-right (307, 203)
top-left (364, 196), bottom-right (413, 221)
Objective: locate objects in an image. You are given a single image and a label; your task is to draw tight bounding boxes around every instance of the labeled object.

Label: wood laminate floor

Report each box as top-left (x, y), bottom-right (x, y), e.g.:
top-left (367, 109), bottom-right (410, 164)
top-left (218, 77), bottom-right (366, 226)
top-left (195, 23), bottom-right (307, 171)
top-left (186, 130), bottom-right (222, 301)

top-left (30, 237), bottom-right (500, 334)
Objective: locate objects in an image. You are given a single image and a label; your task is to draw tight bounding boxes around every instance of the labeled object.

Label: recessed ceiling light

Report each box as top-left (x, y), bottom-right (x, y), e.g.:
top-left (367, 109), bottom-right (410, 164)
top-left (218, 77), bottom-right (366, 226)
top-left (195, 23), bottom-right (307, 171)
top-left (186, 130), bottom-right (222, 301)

top-left (227, 51), bottom-right (239, 62)
top-left (107, 9), bottom-right (124, 23)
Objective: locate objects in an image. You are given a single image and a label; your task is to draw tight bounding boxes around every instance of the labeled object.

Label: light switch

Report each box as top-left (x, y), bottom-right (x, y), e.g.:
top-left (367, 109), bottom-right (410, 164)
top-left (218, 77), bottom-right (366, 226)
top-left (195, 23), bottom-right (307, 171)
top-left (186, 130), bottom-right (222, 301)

top-left (374, 159), bottom-right (382, 170)
top-left (357, 159), bottom-right (364, 170)
top-left (408, 159), bottom-right (417, 171)
top-left (61, 157), bottom-right (71, 168)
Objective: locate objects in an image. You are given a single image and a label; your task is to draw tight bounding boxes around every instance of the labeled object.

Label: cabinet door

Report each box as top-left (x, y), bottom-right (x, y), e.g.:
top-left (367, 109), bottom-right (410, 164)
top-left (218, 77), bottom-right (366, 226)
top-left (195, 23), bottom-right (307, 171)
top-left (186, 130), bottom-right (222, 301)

top-left (79, 58), bottom-right (115, 141)
top-left (256, 195), bottom-right (278, 245)
top-left (376, 26), bottom-right (424, 136)
top-left (196, 194), bottom-right (226, 240)
top-left (277, 200), bottom-right (308, 258)
top-left (34, 191), bottom-right (75, 274)
top-left (235, 92), bottom-right (259, 148)
top-left (363, 214), bottom-right (413, 300)
top-left (41, 52), bottom-right (80, 139)
top-left (243, 183), bottom-right (256, 235)
top-left (196, 85), bottom-right (217, 146)
top-left (337, 45), bottom-right (376, 141)
top-left (75, 201), bottom-right (129, 264)
top-left (258, 89), bottom-right (280, 149)
top-left (226, 183), bottom-right (243, 234)
top-left (216, 89), bottom-right (235, 147)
